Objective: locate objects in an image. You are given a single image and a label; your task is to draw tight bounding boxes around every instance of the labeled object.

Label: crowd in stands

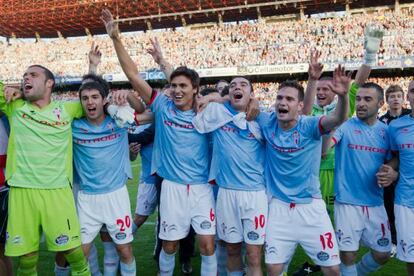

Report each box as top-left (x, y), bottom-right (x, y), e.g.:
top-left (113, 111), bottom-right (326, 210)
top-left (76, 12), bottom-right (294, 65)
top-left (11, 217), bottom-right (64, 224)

top-left (1, 7), bottom-right (414, 82)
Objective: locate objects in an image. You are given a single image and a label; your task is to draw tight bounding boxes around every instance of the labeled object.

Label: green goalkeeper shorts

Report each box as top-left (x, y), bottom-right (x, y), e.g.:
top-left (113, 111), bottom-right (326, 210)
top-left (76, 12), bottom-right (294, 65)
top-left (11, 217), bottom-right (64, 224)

top-left (320, 169), bottom-right (334, 217)
top-left (5, 186), bottom-right (81, 256)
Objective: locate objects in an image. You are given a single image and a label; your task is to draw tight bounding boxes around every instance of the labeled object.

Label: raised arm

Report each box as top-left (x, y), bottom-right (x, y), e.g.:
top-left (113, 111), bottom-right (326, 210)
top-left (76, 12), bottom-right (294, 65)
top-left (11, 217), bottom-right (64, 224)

top-left (88, 42), bottom-right (102, 75)
top-left (320, 65), bottom-right (351, 132)
top-left (302, 50), bottom-right (323, 115)
top-left (147, 38), bottom-right (174, 82)
top-left (101, 9), bottom-right (153, 104)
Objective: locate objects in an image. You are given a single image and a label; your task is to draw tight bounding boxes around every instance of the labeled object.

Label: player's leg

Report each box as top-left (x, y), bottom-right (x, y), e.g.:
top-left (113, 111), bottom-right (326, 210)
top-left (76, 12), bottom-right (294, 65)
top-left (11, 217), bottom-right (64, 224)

top-left (357, 205), bottom-right (391, 275)
top-left (100, 230), bottom-right (119, 276)
top-left (299, 200), bottom-right (340, 276)
top-left (133, 183), bottom-right (157, 233)
top-left (5, 188), bottom-right (42, 274)
top-left (0, 188), bottom-right (12, 276)
top-left (241, 190), bottom-right (267, 276)
top-left (43, 187), bottom-right (90, 275)
top-left (179, 227), bottom-right (196, 274)
top-left (216, 188), bottom-right (243, 274)
top-left (190, 184), bottom-right (217, 275)
top-left (159, 180), bottom-right (191, 275)
top-left (394, 204), bottom-right (414, 276)
top-left (265, 198), bottom-right (298, 276)
top-left (103, 186), bottom-right (136, 275)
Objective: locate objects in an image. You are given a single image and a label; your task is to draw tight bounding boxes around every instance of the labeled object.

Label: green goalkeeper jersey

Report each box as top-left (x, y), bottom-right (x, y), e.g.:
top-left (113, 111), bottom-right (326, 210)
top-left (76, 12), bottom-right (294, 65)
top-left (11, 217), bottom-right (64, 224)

top-left (311, 82), bottom-right (358, 170)
top-left (0, 82), bottom-right (83, 189)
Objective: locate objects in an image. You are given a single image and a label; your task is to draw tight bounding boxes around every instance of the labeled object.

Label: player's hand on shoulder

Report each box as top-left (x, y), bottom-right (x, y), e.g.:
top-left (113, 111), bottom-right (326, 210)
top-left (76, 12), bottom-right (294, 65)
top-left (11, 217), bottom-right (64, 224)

top-left (5, 86), bottom-right (23, 103)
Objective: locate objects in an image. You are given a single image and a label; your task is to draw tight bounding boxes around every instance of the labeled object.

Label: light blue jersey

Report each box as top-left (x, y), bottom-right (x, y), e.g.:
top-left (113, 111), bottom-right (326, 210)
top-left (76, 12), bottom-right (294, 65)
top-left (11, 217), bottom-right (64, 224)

top-left (72, 116), bottom-right (132, 194)
top-left (150, 92), bottom-right (209, 185)
top-left (128, 124), bottom-right (155, 185)
top-left (206, 103), bottom-right (265, 191)
top-left (257, 113), bottom-right (324, 203)
top-left (389, 114), bottom-right (414, 208)
top-left (333, 118), bottom-right (389, 206)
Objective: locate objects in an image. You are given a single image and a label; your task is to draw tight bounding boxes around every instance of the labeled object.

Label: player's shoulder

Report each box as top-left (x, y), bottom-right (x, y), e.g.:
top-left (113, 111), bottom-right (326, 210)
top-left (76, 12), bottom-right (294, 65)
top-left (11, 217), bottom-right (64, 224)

top-left (389, 114), bottom-right (411, 130)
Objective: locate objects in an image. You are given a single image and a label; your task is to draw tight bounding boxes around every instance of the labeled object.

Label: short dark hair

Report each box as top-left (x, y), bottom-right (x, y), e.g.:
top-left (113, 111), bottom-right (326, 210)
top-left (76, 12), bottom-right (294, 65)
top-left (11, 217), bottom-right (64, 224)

top-left (81, 74), bottom-right (110, 97)
top-left (170, 66), bottom-right (200, 91)
top-left (279, 80), bottom-right (305, 101)
top-left (28, 65), bottom-right (55, 89)
top-left (385, 84), bottom-right (404, 100)
top-left (360, 82), bottom-right (384, 102)
top-left (200, 87), bottom-right (219, 96)
top-left (221, 86), bottom-right (229, 97)
top-left (78, 81), bottom-right (108, 99)
top-left (229, 76), bottom-right (254, 93)
top-left (215, 79), bottom-right (229, 88)
top-left (319, 76), bottom-right (333, 82)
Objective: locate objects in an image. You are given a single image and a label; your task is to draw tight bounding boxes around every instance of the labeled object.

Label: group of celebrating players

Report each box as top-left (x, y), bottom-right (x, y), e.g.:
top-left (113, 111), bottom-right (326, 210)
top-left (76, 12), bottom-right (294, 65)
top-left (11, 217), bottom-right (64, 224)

top-left (0, 8), bottom-right (413, 276)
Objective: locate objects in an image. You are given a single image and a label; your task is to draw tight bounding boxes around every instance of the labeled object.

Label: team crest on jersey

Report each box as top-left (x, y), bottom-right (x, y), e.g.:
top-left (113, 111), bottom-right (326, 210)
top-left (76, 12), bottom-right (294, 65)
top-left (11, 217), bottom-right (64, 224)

top-left (247, 231), bottom-right (259, 241)
top-left (317, 251), bottom-right (330, 261)
top-left (55, 234), bottom-right (69, 246)
top-left (200, 220), bottom-right (212, 230)
top-left (377, 237), bottom-right (390, 247)
top-left (292, 130), bottom-right (300, 145)
top-left (115, 232), bottom-right (127, 240)
top-left (107, 122), bottom-right (115, 132)
top-left (53, 107), bottom-right (62, 120)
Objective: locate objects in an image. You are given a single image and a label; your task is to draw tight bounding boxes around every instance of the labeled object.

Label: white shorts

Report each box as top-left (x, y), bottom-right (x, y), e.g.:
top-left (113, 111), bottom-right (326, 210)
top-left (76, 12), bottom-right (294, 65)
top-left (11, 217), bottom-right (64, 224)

top-left (135, 183), bottom-right (158, 216)
top-left (334, 202), bottom-right (391, 253)
top-left (265, 198), bottom-right (340, 267)
top-left (159, 180), bottom-right (216, 241)
top-left (217, 188), bottom-right (268, 245)
top-left (77, 186), bottom-right (133, 245)
top-left (395, 204), bottom-right (414, 262)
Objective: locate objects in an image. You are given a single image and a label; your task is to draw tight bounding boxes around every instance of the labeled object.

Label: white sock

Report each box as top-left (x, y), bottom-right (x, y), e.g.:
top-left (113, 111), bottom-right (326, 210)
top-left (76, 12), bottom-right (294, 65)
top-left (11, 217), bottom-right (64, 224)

top-left (120, 258), bottom-right (136, 276)
top-left (54, 263), bottom-right (70, 276)
top-left (201, 253), bottom-right (217, 276)
top-left (103, 241), bottom-right (120, 275)
top-left (88, 243), bottom-right (102, 276)
top-left (340, 263), bottom-right (357, 276)
top-left (216, 242), bottom-right (227, 276)
top-left (159, 249), bottom-right (176, 276)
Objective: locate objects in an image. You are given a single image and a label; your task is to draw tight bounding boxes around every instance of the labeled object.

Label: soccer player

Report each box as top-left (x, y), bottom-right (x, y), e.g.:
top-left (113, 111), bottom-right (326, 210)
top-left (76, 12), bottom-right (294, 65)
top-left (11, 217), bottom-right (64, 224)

top-left (258, 66), bottom-right (351, 276)
top-left (102, 9), bottom-right (217, 275)
top-left (332, 82), bottom-right (392, 275)
top-left (0, 109), bottom-right (12, 276)
top-left (1, 65), bottom-right (90, 275)
top-left (193, 76), bottom-right (266, 276)
top-left (378, 84), bottom-right (411, 255)
top-left (387, 80), bottom-right (414, 276)
top-left (73, 80), bottom-right (143, 276)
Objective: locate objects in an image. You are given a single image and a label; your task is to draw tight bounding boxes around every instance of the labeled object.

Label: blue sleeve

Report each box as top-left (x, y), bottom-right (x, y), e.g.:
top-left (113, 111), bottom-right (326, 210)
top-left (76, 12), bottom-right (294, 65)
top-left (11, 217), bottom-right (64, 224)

top-left (149, 91), bottom-right (168, 113)
top-left (332, 124), bottom-right (345, 145)
top-left (256, 112), bottom-right (271, 128)
top-left (301, 116), bottom-right (324, 140)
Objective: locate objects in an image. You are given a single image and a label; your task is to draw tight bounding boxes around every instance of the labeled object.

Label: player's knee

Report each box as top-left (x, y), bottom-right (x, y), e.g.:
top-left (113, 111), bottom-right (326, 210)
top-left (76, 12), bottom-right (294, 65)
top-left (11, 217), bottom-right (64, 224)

top-left (246, 248), bottom-right (262, 268)
top-left (226, 243), bottom-right (242, 258)
top-left (18, 252), bottom-right (39, 275)
top-left (116, 243), bottom-right (134, 263)
top-left (198, 235), bottom-right (215, 256)
top-left (162, 240), bottom-right (178, 254)
top-left (340, 251), bottom-right (357, 265)
top-left (372, 250), bottom-right (390, 265)
top-left (266, 263), bottom-right (284, 276)
top-left (321, 264), bottom-right (340, 276)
